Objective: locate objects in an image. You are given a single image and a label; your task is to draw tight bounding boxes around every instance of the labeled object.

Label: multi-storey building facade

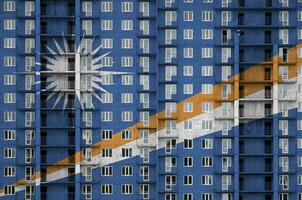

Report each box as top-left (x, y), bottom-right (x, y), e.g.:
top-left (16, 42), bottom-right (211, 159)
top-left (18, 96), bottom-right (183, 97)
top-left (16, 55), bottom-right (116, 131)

top-left (1, 0), bottom-right (302, 200)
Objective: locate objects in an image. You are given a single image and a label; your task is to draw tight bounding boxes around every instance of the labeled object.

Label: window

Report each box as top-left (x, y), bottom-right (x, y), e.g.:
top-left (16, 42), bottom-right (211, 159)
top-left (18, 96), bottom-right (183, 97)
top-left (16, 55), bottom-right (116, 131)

top-left (121, 184), bottom-right (133, 194)
top-left (165, 29), bottom-right (177, 44)
top-left (298, 138), bottom-right (302, 149)
top-left (279, 29), bottom-right (289, 44)
top-left (122, 130), bottom-right (132, 140)
top-left (202, 11), bottom-right (213, 21)
top-left (4, 130), bottom-right (15, 140)
top-left (121, 2), bottom-right (133, 12)
top-left (4, 111), bottom-right (16, 122)
top-left (121, 111), bottom-right (133, 122)
top-left (202, 29), bottom-right (213, 40)
top-left (184, 48), bottom-right (193, 58)
top-left (25, 130), bottom-right (34, 145)
top-left (25, 57), bottom-right (35, 71)
top-left (101, 184), bottom-right (113, 194)
top-left (101, 20), bottom-right (113, 30)
top-left (184, 157), bottom-right (193, 167)
top-left (122, 148), bottom-right (132, 157)
top-left (221, 0), bottom-right (232, 8)
top-left (165, 48), bottom-right (177, 62)
top-left (139, 39), bottom-right (149, 54)
top-left (279, 175), bottom-right (289, 190)
top-left (121, 20), bottom-right (133, 30)
top-left (222, 11), bottom-right (231, 26)
top-left (140, 2), bottom-right (149, 17)
top-left (222, 48), bottom-right (231, 63)
top-left (121, 75), bottom-right (133, 85)
top-left (4, 1), bottom-right (15, 11)
top-left (183, 175), bottom-right (193, 185)
top-left (4, 38), bottom-right (15, 48)
top-left (222, 139), bottom-right (232, 154)
top-left (25, 148), bottom-right (34, 163)
top-left (82, 1), bottom-right (92, 16)
top-left (201, 139), bottom-right (213, 149)
top-left (183, 11), bottom-right (193, 21)
top-left (121, 38), bottom-right (133, 49)
top-left (25, 112), bottom-right (35, 127)
top-left (101, 111), bottom-right (113, 121)
top-left (201, 66), bottom-right (213, 76)
top-left (201, 48), bottom-right (213, 58)
top-left (140, 148), bottom-right (149, 163)
top-left (201, 175), bottom-right (213, 185)
top-left (82, 130), bottom-right (92, 145)
top-left (279, 157), bottom-right (289, 172)
top-left (4, 166), bottom-right (16, 177)
top-left (222, 157), bottom-right (232, 172)
top-left (101, 74), bottom-right (113, 85)
top-left (4, 185), bottom-right (15, 195)
top-left (201, 193), bottom-right (213, 200)
top-left (25, 38), bottom-right (35, 53)
top-left (201, 102), bottom-right (213, 112)
top-left (222, 175), bottom-right (232, 190)
top-left (4, 19), bottom-right (15, 30)
top-left (183, 65), bottom-right (193, 76)
top-left (101, 2), bottom-right (113, 12)
top-left (4, 56), bottom-right (16, 67)
top-left (184, 29), bottom-right (193, 40)
top-left (121, 57), bottom-right (133, 67)
top-left (82, 20), bottom-right (92, 35)
top-left (101, 166), bottom-right (113, 176)
top-left (25, 1), bottom-right (35, 16)
top-left (140, 184), bottom-right (149, 199)
top-left (101, 38), bottom-right (113, 49)
top-left (140, 75), bottom-right (149, 90)
top-left (165, 156), bottom-right (176, 172)
top-left (25, 20), bottom-right (35, 35)
top-left (140, 112), bottom-right (149, 126)
top-left (299, 11), bottom-right (302, 21)
top-left (184, 193), bottom-right (193, 200)
top-left (165, 11), bottom-right (177, 26)
top-left (4, 148), bottom-right (16, 158)
top-left (279, 193), bottom-right (288, 200)
top-left (279, 11), bottom-right (289, 26)
top-left (201, 84), bottom-right (213, 94)
top-left (201, 157), bottom-right (213, 167)
top-left (4, 93), bottom-right (16, 104)
top-left (165, 175), bottom-right (176, 190)
top-left (202, 120), bottom-right (213, 130)
top-left (26, 185), bottom-right (35, 199)
top-left (222, 66), bottom-right (232, 81)
top-left (82, 185), bottom-right (92, 199)
top-left (184, 84), bottom-right (193, 94)
top-left (140, 93), bottom-right (149, 108)
top-left (102, 148), bottom-right (112, 157)
top-left (101, 129), bottom-right (112, 140)
top-left (121, 166), bottom-right (133, 176)
top-left (183, 139), bottom-right (193, 149)
top-left (184, 102), bottom-right (193, 112)
top-left (121, 93), bottom-right (133, 104)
